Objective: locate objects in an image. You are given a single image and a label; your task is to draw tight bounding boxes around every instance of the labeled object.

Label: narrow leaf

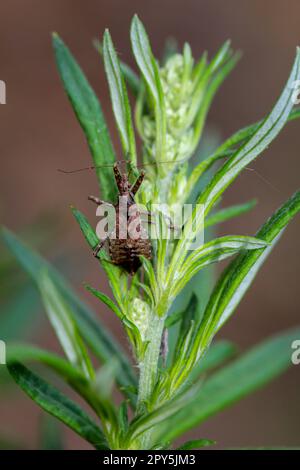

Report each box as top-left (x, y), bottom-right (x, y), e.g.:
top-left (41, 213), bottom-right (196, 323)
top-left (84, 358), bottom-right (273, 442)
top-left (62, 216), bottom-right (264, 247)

top-left (130, 15), bottom-right (166, 162)
top-left (205, 199), bottom-right (257, 228)
top-left (174, 294), bottom-right (198, 359)
top-left (209, 107), bottom-right (300, 163)
top-left (1, 228), bottom-right (137, 404)
top-left (8, 362), bottom-right (108, 450)
top-left (103, 30), bottom-right (137, 162)
top-left (191, 51), bottom-right (240, 151)
top-left (71, 207), bottom-right (125, 307)
top-left (7, 343), bottom-right (88, 386)
top-left (85, 284), bottom-right (123, 319)
top-left (190, 340), bottom-right (237, 379)
top-left (198, 49), bottom-right (300, 215)
top-left (94, 38), bottom-right (141, 97)
top-left (7, 343), bottom-right (107, 418)
top-left (39, 271), bottom-right (94, 380)
top-left (200, 191), bottom-right (300, 347)
top-left (52, 33), bottom-right (116, 201)
top-left (155, 327), bottom-right (300, 443)
top-left (120, 62), bottom-right (141, 98)
top-left (172, 236), bottom-right (268, 298)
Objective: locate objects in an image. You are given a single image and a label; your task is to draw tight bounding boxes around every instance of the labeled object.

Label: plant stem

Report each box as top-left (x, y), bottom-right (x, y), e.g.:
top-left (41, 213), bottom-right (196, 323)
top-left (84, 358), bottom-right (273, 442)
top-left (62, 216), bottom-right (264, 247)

top-left (135, 313), bottom-right (165, 447)
top-left (137, 314), bottom-right (165, 411)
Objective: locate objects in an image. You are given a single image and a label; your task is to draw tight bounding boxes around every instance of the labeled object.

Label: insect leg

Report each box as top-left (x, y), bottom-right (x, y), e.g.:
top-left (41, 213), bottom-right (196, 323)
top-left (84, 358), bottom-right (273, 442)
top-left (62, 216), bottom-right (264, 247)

top-left (93, 237), bottom-right (108, 257)
top-left (130, 171), bottom-right (145, 196)
top-left (93, 230), bottom-right (114, 257)
top-left (88, 195), bottom-right (113, 207)
top-left (113, 163), bottom-right (123, 192)
top-left (140, 211), bottom-right (180, 231)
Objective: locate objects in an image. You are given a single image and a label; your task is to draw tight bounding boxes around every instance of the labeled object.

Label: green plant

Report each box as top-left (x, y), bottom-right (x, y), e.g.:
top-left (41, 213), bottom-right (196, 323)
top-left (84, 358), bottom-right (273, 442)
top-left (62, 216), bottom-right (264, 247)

top-left (2, 15), bottom-right (300, 450)
top-left (0, 213), bottom-right (66, 449)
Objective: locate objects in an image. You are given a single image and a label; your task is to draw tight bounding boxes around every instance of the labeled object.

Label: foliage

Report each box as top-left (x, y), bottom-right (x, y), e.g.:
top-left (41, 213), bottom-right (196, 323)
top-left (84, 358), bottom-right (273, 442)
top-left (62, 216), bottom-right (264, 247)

top-left (2, 15), bottom-right (300, 449)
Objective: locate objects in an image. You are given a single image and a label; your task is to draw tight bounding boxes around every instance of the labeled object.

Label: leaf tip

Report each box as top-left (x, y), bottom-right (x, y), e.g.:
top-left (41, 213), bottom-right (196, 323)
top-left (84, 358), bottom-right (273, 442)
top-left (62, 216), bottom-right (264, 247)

top-left (131, 13), bottom-right (142, 31)
top-left (51, 32), bottom-right (61, 47)
top-left (0, 225), bottom-right (11, 242)
top-left (103, 28), bottom-right (110, 41)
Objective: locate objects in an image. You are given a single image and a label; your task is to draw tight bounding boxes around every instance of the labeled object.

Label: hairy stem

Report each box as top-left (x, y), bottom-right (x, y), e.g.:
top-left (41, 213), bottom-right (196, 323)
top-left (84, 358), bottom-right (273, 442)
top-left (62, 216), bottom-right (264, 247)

top-left (137, 314), bottom-right (165, 411)
top-left (135, 313), bottom-right (165, 447)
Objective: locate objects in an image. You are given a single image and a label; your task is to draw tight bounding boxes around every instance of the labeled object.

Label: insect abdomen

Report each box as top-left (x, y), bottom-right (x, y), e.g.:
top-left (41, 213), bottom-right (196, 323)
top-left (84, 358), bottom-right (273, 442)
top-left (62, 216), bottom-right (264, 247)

top-left (109, 237), bottom-right (151, 275)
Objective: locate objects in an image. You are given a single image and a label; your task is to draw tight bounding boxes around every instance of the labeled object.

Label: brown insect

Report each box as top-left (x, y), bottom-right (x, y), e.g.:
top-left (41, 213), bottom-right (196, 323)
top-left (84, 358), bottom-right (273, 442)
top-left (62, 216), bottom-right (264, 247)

top-left (59, 159), bottom-right (180, 275)
top-left (88, 163), bottom-right (152, 275)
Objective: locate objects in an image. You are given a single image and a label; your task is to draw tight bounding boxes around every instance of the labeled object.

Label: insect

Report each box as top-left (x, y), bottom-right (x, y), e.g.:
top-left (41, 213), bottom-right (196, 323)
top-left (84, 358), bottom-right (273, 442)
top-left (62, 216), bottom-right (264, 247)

top-left (88, 163), bottom-right (152, 275)
top-left (58, 159), bottom-right (180, 275)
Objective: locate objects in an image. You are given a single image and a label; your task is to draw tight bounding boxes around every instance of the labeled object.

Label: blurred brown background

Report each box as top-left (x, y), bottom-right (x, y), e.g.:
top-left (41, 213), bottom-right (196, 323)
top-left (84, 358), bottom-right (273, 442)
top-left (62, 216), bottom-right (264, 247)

top-left (0, 0), bottom-right (299, 449)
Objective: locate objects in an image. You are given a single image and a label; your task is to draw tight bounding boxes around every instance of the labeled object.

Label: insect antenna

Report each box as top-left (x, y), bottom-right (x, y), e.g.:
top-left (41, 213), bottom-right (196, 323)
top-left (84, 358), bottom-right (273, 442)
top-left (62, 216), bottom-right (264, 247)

top-left (57, 159), bottom-right (185, 175)
top-left (57, 163), bottom-right (118, 174)
top-left (245, 167), bottom-right (281, 193)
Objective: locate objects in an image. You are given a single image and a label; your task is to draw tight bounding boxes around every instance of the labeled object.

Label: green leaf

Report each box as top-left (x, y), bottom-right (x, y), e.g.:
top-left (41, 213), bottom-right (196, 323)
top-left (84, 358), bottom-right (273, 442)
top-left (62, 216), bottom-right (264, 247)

top-left (173, 294), bottom-right (198, 360)
top-left (170, 134), bottom-right (219, 358)
top-left (71, 205), bottom-right (99, 252)
top-left (198, 48), bottom-right (300, 215)
top-left (164, 309), bottom-right (183, 329)
top-left (172, 236), bottom-right (268, 298)
top-left (130, 15), bottom-right (162, 107)
top-left (177, 439), bottom-right (216, 450)
top-left (185, 152), bottom-right (223, 202)
top-left (71, 207), bottom-right (125, 308)
top-left (39, 271), bottom-right (94, 380)
top-left (7, 343), bottom-right (88, 386)
top-left (206, 40), bottom-right (232, 75)
top-left (130, 15), bottom-right (166, 163)
top-left (85, 284), bottom-right (123, 319)
top-left (198, 191), bottom-right (300, 349)
top-left (191, 51), bottom-right (240, 151)
top-left (120, 62), bottom-right (141, 98)
top-left (1, 228), bottom-right (137, 404)
top-left (118, 401), bottom-right (129, 438)
top-left (167, 191), bottom-right (300, 393)
top-left (93, 38), bottom-right (141, 97)
top-left (103, 30), bottom-right (137, 163)
top-left (209, 106), bottom-right (300, 163)
top-left (128, 383), bottom-right (200, 440)
top-left (179, 340), bottom-right (236, 395)
top-left (154, 327), bottom-right (300, 444)
top-left (186, 41), bottom-right (233, 130)
top-left (52, 33), bottom-right (116, 201)
top-left (205, 199), bottom-right (257, 228)
top-left (6, 343), bottom-right (114, 418)
top-left (156, 212), bottom-right (170, 286)
top-left (7, 362), bottom-right (108, 450)
top-left (190, 340), bottom-right (237, 379)
top-left (93, 358), bottom-right (120, 399)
